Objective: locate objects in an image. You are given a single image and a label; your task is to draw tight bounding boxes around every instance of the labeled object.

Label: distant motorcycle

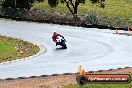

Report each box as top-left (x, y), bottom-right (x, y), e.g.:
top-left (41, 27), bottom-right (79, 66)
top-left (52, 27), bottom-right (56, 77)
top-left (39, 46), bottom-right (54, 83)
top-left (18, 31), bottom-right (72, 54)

top-left (56, 36), bottom-right (67, 49)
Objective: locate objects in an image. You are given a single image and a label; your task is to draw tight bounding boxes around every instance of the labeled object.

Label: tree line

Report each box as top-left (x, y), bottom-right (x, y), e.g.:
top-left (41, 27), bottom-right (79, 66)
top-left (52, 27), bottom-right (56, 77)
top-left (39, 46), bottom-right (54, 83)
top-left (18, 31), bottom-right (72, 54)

top-left (0, 0), bottom-right (44, 9)
top-left (0, 0), bottom-right (105, 18)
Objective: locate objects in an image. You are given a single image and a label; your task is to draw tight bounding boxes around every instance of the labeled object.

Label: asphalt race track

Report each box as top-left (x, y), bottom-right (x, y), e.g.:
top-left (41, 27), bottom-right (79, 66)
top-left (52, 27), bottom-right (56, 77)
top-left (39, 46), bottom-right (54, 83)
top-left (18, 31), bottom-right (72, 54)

top-left (0, 20), bottom-right (132, 79)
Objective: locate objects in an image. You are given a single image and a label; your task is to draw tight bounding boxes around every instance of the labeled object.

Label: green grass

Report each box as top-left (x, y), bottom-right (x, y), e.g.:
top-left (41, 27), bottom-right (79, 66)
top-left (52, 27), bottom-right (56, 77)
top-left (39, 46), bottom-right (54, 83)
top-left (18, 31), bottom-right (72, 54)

top-left (65, 83), bottom-right (132, 88)
top-left (0, 18), bottom-right (11, 21)
top-left (0, 41), bottom-right (17, 58)
top-left (32, 0), bottom-right (132, 20)
top-left (0, 35), bottom-right (40, 62)
top-left (65, 73), bottom-right (132, 88)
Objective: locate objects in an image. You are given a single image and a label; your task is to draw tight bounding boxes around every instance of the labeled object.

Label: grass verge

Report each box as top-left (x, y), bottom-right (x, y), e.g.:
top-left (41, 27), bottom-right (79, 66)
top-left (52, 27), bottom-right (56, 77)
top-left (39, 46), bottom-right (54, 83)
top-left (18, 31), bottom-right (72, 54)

top-left (0, 35), bottom-right (40, 63)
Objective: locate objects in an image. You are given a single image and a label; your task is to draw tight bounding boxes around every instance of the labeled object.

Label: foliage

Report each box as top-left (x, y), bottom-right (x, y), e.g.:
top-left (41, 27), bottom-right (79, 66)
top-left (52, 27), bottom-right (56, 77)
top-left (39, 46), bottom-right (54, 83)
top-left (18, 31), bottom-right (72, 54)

top-left (37, 0), bottom-right (44, 2)
top-left (85, 10), bottom-right (101, 25)
top-left (90, 0), bottom-right (105, 8)
top-left (1, 0), bottom-right (36, 9)
top-left (48, 0), bottom-right (59, 7)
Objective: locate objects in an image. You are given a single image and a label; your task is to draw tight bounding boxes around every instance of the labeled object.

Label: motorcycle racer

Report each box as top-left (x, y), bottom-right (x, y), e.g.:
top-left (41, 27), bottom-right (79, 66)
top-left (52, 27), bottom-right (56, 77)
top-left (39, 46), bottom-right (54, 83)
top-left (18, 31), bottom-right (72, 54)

top-left (52, 32), bottom-right (67, 49)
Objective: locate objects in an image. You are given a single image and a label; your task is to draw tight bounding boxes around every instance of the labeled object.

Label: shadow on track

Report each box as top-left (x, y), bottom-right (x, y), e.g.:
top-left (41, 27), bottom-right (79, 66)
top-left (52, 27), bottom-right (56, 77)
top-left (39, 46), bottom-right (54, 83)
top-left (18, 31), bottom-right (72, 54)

top-left (55, 47), bottom-right (67, 50)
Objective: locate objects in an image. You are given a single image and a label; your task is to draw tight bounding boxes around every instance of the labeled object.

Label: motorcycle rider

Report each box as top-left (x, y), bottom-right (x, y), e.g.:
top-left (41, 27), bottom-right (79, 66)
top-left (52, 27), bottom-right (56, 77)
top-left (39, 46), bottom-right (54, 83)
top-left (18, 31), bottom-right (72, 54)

top-left (52, 32), bottom-right (67, 49)
top-left (52, 32), bottom-right (61, 42)
top-left (52, 32), bottom-right (64, 46)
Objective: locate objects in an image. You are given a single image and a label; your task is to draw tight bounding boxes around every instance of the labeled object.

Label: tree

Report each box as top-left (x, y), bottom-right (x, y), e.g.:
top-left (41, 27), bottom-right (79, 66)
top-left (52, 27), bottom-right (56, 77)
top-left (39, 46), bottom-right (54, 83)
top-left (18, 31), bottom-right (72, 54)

top-left (48, 0), bottom-right (105, 18)
top-left (90, 0), bottom-right (105, 8)
top-left (48, 0), bottom-right (59, 7)
top-left (2, 0), bottom-right (36, 9)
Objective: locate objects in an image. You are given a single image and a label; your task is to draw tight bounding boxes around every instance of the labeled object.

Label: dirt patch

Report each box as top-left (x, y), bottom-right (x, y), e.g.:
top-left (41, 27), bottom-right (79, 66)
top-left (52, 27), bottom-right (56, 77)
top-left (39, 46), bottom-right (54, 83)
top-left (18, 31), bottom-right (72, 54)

top-left (0, 67), bottom-right (132, 88)
top-left (0, 75), bottom-right (76, 88)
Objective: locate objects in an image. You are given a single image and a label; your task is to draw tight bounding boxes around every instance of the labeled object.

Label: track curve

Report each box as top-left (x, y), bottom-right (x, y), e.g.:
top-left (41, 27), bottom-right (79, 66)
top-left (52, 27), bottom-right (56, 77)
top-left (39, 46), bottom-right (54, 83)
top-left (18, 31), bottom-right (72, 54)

top-left (0, 20), bottom-right (132, 79)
